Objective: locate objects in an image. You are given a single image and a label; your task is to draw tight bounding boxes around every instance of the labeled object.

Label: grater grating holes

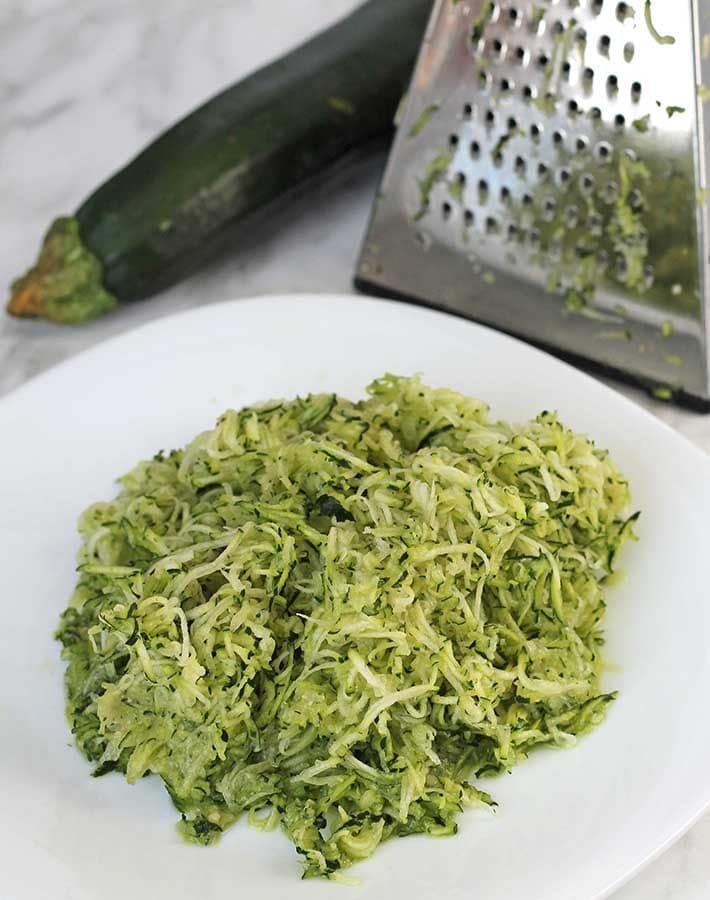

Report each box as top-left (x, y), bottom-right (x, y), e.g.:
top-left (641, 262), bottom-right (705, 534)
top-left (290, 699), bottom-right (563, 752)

top-left (449, 133), bottom-right (459, 149)
top-left (442, 202), bottom-right (453, 221)
top-left (486, 216), bottom-right (500, 234)
top-left (464, 209), bottom-right (475, 227)
top-left (507, 6), bottom-right (521, 26)
top-left (558, 166), bottom-right (572, 185)
top-left (614, 113), bottom-right (625, 129)
top-left (515, 155), bottom-right (527, 176)
top-left (490, 37), bottom-right (506, 59)
top-left (513, 46), bottom-right (529, 66)
top-left (603, 181), bottom-right (619, 203)
top-left (470, 139), bottom-right (481, 159)
top-left (565, 206), bottom-right (579, 227)
top-left (628, 188), bottom-right (644, 211)
top-left (478, 179), bottom-right (490, 204)
top-left (623, 42), bottom-right (634, 63)
top-left (598, 34), bottom-right (611, 57)
top-left (616, 2), bottom-right (633, 22)
top-left (531, 123), bottom-right (543, 142)
top-left (575, 136), bottom-right (588, 153)
top-left (463, 102), bottom-right (473, 119)
top-left (590, 0), bottom-right (603, 15)
top-left (594, 141), bottom-right (612, 162)
top-left (522, 84), bottom-right (536, 102)
top-left (500, 185), bottom-right (512, 203)
top-left (607, 74), bottom-right (619, 97)
top-left (567, 99), bottom-right (580, 118)
top-left (538, 161), bottom-right (550, 179)
top-left (588, 213), bottom-right (603, 236)
top-left (623, 146), bottom-right (636, 161)
top-left (631, 80), bottom-right (642, 101)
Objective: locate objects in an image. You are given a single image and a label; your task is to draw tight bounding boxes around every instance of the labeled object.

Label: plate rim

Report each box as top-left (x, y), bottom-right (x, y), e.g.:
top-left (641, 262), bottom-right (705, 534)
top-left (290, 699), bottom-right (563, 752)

top-left (3, 291), bottom-right (709, 468)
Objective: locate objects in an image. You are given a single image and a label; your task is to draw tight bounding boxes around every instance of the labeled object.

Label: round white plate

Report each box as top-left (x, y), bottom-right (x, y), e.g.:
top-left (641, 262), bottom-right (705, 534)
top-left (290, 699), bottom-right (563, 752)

top-left (1, 294), bottom-right (709, 900)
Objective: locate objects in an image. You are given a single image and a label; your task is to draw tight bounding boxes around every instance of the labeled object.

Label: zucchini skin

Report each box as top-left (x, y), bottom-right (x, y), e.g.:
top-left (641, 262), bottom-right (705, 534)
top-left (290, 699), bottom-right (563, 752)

top-left (83, 0), bottom-right (432, 303)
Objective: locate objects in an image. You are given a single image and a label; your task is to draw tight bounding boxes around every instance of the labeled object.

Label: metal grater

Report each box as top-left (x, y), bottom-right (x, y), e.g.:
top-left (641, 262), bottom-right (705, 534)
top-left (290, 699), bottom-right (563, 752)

top-left (355, 0), bottom-right (710, 407)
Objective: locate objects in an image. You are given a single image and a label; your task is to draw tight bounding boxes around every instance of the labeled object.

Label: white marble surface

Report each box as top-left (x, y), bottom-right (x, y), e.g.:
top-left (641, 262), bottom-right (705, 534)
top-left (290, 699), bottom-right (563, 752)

top-left (1, 1), bottom-right (709, 896)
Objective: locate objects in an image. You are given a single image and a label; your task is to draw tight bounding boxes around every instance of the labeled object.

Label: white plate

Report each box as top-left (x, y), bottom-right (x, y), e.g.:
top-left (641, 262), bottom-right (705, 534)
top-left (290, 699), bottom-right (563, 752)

top-left (1, 294), bottom-right (709, 900)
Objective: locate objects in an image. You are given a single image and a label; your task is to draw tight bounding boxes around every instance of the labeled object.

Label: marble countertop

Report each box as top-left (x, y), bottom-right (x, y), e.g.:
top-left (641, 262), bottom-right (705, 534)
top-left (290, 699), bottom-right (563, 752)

top-left (2, 1), bottom-right (709, 896)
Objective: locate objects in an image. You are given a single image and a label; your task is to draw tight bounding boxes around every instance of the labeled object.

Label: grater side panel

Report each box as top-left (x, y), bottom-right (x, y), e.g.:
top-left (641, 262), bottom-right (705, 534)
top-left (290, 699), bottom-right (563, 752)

top-left (694, 0), bottom-right (710, 396)
top-left (357, 0), bottom-right (708, 402)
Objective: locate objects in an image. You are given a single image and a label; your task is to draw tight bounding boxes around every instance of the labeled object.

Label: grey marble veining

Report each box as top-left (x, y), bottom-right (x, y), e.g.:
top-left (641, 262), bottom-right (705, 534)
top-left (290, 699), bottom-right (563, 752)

top-left (1, 2), bottom-right (709, 897)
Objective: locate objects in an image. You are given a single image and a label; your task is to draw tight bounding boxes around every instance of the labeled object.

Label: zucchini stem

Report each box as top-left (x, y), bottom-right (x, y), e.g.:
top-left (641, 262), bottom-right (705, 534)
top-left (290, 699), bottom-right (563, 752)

top-left (7, 217), bottom-right (117, 324)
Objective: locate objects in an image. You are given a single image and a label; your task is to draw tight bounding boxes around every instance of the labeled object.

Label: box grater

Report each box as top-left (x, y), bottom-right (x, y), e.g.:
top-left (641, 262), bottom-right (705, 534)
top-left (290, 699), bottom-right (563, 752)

top-left (355, 0), bottom-right (710, 408)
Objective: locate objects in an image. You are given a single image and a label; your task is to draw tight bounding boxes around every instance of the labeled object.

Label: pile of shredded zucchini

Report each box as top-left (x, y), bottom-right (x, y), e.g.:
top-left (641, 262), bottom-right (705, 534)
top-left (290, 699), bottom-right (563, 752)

top-left (57, 375), bottom-right (636, 877)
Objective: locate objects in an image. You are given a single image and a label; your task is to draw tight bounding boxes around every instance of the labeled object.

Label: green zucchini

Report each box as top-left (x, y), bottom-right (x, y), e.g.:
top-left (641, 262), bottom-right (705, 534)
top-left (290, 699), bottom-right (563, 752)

top-left (8, 0), bottom-right (432, 325)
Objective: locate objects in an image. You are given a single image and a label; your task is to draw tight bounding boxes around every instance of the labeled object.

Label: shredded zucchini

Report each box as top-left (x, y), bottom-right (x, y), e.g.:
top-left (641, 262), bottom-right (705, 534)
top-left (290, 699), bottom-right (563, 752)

top-left (644, 0), bottom-right (676, 45)
top-left (57, 375), bottom-right (636, 878)
top-left (408, 104), bottom-right (440, 138)
top-left (416, 150), bottom-right (455, 220)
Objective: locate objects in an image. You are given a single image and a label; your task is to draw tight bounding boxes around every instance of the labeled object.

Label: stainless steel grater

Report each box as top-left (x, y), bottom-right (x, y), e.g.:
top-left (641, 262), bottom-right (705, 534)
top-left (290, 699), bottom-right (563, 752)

top-left (356, 0), bottom-right (710, 407)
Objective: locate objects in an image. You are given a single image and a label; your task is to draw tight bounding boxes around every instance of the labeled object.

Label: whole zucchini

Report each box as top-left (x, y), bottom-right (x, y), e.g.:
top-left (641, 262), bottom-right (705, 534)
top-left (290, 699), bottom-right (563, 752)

top-left (8, 0), bottom-right (431, 324)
